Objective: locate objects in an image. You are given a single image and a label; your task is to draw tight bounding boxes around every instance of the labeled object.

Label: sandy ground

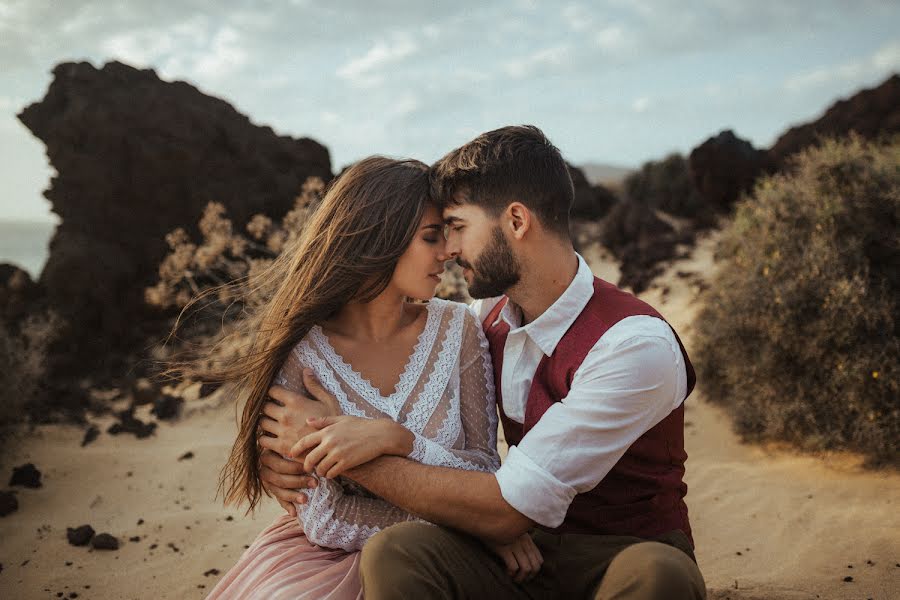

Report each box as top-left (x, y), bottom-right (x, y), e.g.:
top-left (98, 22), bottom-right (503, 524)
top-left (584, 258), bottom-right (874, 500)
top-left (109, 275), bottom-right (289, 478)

top-left (2, 233), bottom-right (898, 599)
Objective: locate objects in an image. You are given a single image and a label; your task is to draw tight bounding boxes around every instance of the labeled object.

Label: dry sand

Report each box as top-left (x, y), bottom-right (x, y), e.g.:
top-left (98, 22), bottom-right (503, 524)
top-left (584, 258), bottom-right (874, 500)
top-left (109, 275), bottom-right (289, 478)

top-left (2, 233), bottom-right (898, 599)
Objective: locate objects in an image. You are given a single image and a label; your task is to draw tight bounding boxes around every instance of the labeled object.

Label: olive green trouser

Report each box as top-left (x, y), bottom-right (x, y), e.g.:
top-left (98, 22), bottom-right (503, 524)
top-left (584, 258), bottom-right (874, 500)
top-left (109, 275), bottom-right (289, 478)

top-left (359, 522), bottom-right (706, 600)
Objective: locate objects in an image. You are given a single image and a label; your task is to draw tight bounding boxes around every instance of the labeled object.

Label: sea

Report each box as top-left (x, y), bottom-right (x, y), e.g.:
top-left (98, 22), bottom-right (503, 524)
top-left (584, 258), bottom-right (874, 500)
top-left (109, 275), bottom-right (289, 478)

top-left (0, 219), bottom-right (56, 279)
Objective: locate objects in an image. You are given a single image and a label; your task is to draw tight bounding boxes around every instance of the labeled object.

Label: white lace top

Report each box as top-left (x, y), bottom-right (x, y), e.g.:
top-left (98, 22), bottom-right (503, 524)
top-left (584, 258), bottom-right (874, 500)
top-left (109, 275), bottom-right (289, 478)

top-left (272, 298), bottom-right (500, 552)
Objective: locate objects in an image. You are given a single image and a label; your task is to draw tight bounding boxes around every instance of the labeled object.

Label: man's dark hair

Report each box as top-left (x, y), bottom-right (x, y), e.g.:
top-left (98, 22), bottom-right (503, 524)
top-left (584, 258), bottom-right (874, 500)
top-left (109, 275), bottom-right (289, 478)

top-left (429, 125), bottom-right (574, 236)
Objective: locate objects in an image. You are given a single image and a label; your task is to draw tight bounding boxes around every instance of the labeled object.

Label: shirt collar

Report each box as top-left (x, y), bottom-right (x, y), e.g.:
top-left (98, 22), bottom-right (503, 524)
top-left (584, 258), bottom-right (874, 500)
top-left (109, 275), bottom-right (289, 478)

top-left (499, 253), bottom-right (594, 356)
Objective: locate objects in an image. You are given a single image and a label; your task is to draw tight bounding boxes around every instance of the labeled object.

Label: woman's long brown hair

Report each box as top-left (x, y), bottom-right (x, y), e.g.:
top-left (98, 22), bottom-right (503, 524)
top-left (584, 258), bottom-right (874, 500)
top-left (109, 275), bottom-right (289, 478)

top-left (168, 156), bottom-right (430, 512)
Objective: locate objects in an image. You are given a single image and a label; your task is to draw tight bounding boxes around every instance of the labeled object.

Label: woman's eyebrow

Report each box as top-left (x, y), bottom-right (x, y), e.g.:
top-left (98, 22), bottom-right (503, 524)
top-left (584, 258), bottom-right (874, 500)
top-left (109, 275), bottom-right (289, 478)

top-left (420, 223), bottom-right (444, 231)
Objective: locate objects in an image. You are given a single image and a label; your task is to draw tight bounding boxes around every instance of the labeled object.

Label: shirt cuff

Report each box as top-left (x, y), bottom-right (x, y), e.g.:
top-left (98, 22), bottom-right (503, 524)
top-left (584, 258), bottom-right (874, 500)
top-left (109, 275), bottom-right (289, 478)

top-left (494, 446), bottom-right (578, 528)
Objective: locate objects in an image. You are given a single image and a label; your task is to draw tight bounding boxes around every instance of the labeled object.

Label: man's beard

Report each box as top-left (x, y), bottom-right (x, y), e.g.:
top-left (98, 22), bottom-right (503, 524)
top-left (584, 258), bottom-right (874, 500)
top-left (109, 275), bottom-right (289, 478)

top-left (458, 226), bottom-right (521, 299)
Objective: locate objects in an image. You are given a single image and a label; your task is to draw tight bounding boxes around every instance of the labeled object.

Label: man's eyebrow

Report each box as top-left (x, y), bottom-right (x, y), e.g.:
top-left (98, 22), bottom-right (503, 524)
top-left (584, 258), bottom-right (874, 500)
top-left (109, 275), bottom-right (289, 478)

top-left (444, 216), bottom-right (465, 224)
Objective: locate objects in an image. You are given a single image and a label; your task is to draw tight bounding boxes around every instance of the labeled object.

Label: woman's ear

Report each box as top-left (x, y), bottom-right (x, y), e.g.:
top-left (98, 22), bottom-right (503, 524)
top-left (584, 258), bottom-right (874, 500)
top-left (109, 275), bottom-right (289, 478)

top-left (506, 202), bottom-right (531, 240)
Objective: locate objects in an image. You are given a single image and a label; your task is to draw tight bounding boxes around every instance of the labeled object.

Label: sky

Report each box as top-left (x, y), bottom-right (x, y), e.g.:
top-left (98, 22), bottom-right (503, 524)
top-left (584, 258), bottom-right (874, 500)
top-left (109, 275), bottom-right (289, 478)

top-left (1, 0), bottom-right (899, 223)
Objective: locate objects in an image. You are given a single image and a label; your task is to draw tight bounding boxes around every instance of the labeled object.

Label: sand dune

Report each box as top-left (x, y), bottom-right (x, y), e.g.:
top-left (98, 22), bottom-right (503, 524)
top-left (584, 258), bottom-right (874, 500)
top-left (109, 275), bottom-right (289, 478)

top-left (2, 234), bottom-right (898, 599)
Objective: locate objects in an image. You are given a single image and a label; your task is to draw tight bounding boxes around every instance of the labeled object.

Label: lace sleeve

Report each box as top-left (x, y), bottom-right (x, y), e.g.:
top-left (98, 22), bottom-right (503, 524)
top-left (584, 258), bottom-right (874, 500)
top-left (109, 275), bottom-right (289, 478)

top-left (297, 475), bottom-right (420, 552)
top-left (408, 307), bottom-right (500, 472)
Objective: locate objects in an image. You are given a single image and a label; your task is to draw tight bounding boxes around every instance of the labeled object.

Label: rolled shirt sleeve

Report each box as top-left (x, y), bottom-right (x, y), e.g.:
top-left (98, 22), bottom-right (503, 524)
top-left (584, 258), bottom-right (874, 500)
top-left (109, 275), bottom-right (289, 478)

top-left (493, 316), bottom-right (688, 528)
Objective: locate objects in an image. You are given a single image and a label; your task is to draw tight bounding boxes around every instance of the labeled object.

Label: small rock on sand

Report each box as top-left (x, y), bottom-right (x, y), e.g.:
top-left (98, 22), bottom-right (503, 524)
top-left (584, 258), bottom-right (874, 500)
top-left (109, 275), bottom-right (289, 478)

top-left (151, 394), bottom-right (184, 420)
top-left (66, 525), bottom-right (95, 546)
top-left (9, 463), bottom-right (42, 488)
top-left (80, 425), bottom-right (100, 447)
top-left (91, 533), bottom-right (119, 550)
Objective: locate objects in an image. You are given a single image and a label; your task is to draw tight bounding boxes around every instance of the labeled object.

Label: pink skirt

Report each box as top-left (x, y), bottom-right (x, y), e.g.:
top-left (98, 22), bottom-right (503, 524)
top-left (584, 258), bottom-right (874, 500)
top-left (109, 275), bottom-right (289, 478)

top-left (206, 514), bottom-right (363, 600)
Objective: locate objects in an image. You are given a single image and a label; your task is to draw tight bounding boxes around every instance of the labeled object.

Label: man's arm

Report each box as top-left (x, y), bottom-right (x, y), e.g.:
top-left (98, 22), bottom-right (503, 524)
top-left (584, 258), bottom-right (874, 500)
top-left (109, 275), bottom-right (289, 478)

top-left (345, 456), bottom-right (535, 545)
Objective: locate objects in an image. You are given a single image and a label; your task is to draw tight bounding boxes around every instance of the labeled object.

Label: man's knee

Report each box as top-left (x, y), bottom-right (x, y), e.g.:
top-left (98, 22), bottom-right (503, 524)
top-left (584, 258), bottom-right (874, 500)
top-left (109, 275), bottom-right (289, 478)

top-left (361, 522), bottom-right (436, 570)
top-left (595, 542), bottom-right (706, 600)
top-left (359, 522), bottom-right (448, 596)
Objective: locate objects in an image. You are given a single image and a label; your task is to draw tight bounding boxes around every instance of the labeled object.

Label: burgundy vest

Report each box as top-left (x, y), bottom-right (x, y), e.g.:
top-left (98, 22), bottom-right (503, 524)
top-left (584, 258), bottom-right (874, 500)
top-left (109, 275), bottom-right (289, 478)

top-left (484, 277), bottom-right (695, 546)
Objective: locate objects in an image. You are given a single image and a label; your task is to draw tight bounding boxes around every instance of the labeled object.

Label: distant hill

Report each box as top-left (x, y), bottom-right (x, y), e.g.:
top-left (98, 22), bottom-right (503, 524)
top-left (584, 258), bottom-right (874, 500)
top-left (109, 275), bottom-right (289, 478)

top-left (580, 162), bottom-right (634, 186)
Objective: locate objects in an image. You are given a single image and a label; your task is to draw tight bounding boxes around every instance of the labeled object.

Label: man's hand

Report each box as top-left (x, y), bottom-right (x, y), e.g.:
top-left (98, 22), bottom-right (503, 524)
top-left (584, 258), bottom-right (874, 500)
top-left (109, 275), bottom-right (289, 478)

top-left (257, 369), bottom-right (341, 515)
top-left (258, 369), bottom-right (341, 456)
top-left (258, 449), bottom-right (318, 516)
top-left (485, 532), bottom-right (543, 583)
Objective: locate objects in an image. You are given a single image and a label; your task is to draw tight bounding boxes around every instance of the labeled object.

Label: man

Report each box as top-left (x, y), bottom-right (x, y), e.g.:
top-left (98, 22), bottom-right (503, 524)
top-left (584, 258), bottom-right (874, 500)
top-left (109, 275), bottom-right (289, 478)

top-left (257, 125), bottom-right (706, 599)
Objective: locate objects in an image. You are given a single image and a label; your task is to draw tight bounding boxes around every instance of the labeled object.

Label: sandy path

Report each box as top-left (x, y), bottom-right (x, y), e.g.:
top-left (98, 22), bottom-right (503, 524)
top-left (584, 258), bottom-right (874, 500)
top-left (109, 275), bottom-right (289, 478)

top-left (2, 233), bottom-right (898, 599)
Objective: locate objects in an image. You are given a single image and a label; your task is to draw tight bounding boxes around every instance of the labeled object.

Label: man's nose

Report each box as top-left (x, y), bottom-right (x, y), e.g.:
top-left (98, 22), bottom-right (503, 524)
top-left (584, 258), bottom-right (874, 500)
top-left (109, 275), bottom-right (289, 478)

top-left (443, 239), bottom-right (460, 259)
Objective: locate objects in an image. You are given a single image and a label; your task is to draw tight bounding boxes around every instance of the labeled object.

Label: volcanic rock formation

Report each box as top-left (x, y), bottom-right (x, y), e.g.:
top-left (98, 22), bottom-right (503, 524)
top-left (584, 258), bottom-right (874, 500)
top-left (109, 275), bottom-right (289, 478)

top-left (18, 61), bottom-right (332, 375)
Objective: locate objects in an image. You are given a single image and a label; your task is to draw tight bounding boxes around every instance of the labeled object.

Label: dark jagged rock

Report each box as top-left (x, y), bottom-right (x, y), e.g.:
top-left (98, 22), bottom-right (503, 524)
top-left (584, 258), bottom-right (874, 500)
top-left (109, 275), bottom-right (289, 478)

top-left (107, 408), bottom-right (156, 438)
top-left (622, 153), bottom-right (706, 222)
top-left (90, 533), bottom-right (119, 550)
top-left (151, 394), bottom-right (183, 420)
top-left (601, 200), bottom-right (693, 294)
top-left (769, 74), bottom-right (900, 167)
top-left (689, 130), bottom-right (772, 212)
top-left (66, 525), bottom-right (95, 546)
top-left (131, 379), bottom-right (159, 406)
top-left (9, 463), bottom-right (42, 488)
top-left (0, 490), bottom-right (18, 516)
top-left (568, 164), bottom-right (619, 220)
top-left (17, 60), bottom-right (333, 378)
top-left (178, 451), bottom-right (194, 461)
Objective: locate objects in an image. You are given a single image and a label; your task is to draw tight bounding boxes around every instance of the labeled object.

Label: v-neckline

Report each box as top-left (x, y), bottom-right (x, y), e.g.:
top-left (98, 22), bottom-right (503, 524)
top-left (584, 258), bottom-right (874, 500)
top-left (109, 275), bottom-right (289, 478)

top-left (311, 299), bottom-right (446, 417)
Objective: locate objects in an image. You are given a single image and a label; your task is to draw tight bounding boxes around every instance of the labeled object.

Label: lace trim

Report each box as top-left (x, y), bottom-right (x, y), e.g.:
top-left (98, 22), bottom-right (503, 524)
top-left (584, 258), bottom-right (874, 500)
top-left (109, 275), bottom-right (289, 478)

top-left (310, 299), bottom-right (446, 419)
top-left (475, 319), bottom-right (500, 457)
top-left (432, 381), bottom-right (461, 449)
top-left (292, 341), bottom-right (369, 418)
top-left (402, 301), bottom-right (465, 435)
top-left (410, 432), bottom-right (490, 472)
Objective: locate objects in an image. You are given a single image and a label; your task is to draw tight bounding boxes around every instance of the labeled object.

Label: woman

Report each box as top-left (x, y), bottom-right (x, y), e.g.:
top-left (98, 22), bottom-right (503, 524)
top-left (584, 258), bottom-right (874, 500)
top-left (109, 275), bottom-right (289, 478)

top-left (190, 157), bottom-right (536, 599)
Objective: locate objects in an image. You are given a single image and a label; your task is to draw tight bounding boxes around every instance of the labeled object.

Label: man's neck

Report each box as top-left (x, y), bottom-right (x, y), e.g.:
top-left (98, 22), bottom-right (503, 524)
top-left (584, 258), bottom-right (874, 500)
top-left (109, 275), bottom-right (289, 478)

top-left (506, 242), bottom-right (579, 325)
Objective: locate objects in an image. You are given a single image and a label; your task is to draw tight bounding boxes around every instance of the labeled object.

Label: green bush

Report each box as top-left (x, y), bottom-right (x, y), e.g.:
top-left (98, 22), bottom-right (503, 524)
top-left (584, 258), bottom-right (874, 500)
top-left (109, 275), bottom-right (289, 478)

top-left (695, 136), bottom-right (899, 464)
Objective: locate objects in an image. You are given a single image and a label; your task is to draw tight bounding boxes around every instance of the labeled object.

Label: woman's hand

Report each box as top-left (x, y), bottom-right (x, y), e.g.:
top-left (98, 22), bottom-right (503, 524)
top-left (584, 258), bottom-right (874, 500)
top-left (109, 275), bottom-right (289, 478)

top-left (486, 533), bottom-right (543, 583)
top-left (289, 416), bottom-right (414, 479)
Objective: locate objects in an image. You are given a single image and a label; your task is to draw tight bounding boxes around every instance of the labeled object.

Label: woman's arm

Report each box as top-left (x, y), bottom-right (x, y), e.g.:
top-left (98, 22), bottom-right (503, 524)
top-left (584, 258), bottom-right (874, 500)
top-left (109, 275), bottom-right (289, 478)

top-left (297, 474), bottom-right (420, 552)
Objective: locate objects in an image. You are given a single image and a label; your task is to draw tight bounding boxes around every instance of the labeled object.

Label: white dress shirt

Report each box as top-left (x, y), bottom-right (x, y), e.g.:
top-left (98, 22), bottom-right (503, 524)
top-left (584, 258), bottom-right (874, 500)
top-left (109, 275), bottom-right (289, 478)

top-left (470, 254), bottom-right (689, 528)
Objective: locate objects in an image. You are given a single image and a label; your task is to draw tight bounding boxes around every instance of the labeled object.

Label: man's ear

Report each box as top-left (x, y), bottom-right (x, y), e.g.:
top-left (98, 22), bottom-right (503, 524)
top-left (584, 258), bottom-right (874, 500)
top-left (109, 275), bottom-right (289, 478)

top-left (506, 202), bottom-right (531, 240)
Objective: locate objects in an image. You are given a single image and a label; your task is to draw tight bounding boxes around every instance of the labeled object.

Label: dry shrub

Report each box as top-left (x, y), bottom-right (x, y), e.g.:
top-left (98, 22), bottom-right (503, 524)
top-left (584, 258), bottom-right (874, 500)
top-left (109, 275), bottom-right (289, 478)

top-left (146, 177), bottom-right (325, 327)
top-left (146, 174), bottom-right (470, 379)
top-left (0, 311), bottom-right (63, 438)
top-left (695, 136), bottom-right (899, 464)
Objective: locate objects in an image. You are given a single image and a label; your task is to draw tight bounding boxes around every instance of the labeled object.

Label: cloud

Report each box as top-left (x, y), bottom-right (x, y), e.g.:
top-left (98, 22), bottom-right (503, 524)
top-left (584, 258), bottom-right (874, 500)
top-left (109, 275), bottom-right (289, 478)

top-left (99, 17), bottom-right (249, 85)
top-left (784, 40), bottom-right (900, 92)
top-left (504, 44), bottom-right (572, 79)
top-left (562, 4), bottom-right (593, 32)
top-left (632, 96), bottom-right (651, 113)
top-left (336, 34), bottom-right (418, 87)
